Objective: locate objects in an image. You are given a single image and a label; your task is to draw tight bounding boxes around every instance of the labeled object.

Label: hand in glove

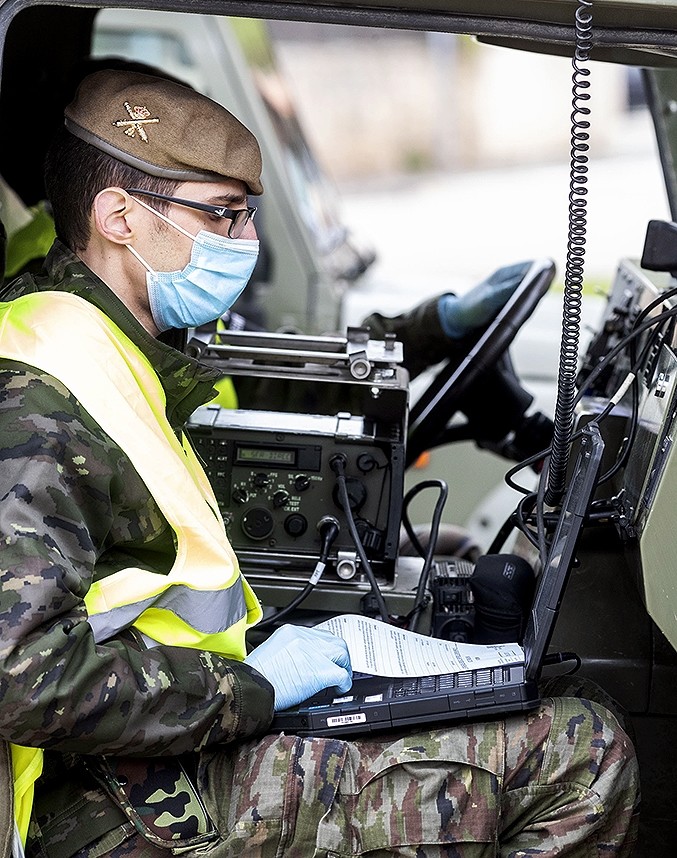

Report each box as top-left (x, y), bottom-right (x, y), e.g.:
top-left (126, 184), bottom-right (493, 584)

top-left (362, 260), bottom-right (532, 378)
top-left (437, 260), bottom-right (531, 339)
top-left (245, 624), bottom-right (352, 711)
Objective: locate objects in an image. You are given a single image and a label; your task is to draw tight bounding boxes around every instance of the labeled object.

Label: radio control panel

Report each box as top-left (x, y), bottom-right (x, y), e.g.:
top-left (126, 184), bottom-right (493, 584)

top-left (187, 406), bottom-right (405, 582)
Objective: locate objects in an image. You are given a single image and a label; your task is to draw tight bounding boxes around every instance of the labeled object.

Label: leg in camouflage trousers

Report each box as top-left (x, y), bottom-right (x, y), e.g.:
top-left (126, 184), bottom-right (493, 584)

top-left (197, 694), bottom-right (639, 857)
top-left (71, 694), bottom-right (639, 858)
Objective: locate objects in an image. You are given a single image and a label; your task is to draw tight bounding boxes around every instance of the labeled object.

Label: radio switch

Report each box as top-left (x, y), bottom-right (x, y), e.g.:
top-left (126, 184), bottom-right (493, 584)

top-left (294, 474), bottom-right (311, 492)
top-left (273, 490), bottom-right (290, 509)
top-left (232, 487), bottom-right (248, 505)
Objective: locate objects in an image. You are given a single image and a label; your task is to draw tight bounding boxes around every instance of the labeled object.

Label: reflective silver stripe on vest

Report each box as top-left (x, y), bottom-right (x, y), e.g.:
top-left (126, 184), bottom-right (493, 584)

top-left (88, 579), bottom-right (249, 643)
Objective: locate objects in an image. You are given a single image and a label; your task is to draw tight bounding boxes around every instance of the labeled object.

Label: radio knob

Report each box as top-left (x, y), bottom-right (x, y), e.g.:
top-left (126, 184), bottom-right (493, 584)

top-left (241, 507), bottom-right (274, 540)
top-left (253, 473), bottom-right (270, 488)
top-left (273, 490), bottom-right (290, 509)
top-left (294, 474), bottom-right (310, 491)
top-left (284, 513), bottom-right (308, 537)
top-left (232, 487), bottom-right (248, 505)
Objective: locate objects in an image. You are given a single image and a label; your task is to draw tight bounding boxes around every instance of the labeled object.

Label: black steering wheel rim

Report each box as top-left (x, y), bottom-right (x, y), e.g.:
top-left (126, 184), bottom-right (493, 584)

top-left (406, 258), bottom-right (556, 467)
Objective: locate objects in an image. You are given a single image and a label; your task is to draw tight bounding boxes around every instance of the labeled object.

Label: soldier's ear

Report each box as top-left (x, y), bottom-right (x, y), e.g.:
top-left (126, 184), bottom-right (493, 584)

top-left (92, 188), bottom-right (136, 245)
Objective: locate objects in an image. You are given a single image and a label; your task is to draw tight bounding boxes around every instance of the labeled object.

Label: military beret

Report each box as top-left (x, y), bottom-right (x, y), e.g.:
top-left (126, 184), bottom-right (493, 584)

top-left (64, 69), bottom-right (263, 195)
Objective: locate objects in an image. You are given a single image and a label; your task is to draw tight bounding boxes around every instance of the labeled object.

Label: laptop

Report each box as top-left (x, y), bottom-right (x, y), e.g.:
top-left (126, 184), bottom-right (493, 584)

top-left (271, 423), bottom-right (604, 736)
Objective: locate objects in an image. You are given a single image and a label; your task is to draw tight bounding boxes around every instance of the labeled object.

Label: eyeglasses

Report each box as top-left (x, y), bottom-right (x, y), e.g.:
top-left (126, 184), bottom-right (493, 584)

top-left (126, 188), bottom-right (257, 239)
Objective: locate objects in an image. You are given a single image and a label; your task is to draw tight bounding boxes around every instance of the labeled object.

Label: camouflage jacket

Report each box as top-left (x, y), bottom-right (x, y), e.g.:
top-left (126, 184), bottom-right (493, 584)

top-left (0, 241), bottom-right (274, 758)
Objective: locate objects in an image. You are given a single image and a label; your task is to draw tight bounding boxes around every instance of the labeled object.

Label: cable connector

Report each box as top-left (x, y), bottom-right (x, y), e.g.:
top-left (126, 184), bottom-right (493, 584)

top-left (329, 454), bottom-right (347, 476)
top-left (542, 650), bottom-right (581, 674)
top-left (317, 515), bottom-right (340, 561)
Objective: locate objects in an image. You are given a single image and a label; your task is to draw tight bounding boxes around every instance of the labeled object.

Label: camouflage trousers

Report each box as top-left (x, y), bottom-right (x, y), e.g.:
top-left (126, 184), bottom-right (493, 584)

top-left (69, 693), bottom-right (639, 858)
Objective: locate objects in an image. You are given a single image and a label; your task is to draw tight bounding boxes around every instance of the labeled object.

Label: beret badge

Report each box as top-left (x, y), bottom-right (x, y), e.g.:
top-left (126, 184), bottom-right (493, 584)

top-left (112, 101), bottom-right (159, 143)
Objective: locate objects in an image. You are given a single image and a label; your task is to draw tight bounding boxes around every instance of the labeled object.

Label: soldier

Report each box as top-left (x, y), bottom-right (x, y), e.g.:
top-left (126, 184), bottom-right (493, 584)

top-left (0, 69), bottom-right (638, 857)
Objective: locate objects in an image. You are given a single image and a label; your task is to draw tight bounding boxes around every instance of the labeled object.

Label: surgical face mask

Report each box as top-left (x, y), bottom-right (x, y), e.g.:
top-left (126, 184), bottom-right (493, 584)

top-left (127, 197), bottom-right (259, 332)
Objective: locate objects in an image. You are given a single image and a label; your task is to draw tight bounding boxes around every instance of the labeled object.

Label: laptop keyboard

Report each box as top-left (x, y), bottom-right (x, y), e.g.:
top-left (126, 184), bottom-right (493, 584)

top-left (392, 667), bottom-right (509, 698)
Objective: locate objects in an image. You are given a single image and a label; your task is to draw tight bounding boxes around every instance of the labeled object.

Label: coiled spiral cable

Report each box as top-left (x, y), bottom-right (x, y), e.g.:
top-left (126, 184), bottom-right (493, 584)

top-left (545, 0), bottom-right (594, 506)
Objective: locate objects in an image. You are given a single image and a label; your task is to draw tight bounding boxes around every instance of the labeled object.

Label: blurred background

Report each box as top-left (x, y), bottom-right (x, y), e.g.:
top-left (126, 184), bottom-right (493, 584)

top-left (268, 21), bottom-right (667, 294)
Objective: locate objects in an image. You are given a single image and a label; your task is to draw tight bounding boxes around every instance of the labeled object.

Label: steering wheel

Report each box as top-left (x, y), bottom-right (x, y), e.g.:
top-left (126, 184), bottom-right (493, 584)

top-left (405, 258), bottom-right (556, 467)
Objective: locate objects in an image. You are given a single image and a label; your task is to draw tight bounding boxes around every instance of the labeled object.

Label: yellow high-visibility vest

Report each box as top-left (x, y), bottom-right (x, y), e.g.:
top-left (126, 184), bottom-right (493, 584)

top-left (209, 316), bottom-right (239, 409)
top-left (0, 291), bottom-right (262, 842)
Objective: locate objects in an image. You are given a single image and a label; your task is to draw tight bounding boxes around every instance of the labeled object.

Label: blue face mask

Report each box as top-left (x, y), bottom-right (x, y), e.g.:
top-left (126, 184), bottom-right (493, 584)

top-left (128, 200), bottom-right (259, 332)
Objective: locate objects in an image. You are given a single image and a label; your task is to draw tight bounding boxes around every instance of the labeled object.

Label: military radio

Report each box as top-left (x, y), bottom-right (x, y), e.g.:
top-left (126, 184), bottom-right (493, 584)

top-left (186, 328), bottom-right (409, 586)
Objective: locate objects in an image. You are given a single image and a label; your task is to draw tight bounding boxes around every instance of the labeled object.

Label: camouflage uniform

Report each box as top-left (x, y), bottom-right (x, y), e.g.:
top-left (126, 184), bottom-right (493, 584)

top-left (0, 244), bottom-right (639, 857)
top-left (48, 691), bottom-right (639, 858)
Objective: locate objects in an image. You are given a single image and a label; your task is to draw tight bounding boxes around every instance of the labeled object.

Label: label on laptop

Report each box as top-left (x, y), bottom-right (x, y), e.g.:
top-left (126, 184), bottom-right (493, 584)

top-left (327, 712), bottom-right (367, 727)
top-left (316, 614), bottom-right (524, 678)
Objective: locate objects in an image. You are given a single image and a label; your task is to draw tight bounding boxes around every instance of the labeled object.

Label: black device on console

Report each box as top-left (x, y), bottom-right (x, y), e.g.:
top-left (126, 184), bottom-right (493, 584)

top-left (186, 328), bottom-right (408, 586)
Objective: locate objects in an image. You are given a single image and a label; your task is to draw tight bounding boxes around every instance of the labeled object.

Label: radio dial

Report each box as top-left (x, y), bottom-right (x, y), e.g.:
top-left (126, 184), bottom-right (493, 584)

top-left (273, 490), bottom-right (290, 509)
top-left (294, 474), bottom-right (311, 491)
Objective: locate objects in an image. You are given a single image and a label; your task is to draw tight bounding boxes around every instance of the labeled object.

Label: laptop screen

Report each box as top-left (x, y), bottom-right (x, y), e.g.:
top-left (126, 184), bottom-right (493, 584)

top-left (523, 423), bottom-right (604, 679)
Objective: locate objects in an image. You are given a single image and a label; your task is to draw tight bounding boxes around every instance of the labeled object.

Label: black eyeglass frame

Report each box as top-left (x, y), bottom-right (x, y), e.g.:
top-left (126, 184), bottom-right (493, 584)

top-left (126, 188), bottom-right (257, 238)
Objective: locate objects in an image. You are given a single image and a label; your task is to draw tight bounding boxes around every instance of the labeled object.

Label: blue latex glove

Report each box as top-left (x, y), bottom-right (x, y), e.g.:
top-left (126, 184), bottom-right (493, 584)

top-left (244, 624), bottom-right (352, 712)
top-left (438, 260), bottom-right (532, 339)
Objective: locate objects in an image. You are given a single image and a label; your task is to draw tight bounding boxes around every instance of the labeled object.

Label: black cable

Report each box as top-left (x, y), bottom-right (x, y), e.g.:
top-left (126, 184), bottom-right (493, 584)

top-left (401, 479), bottom-right (449, 559)
top-left (595, 368), bottom-right (640, 486)
top-left (535, 457), bottom-right (550, 567)
top-left (631, 284), bottom-right (677, 339)
top-left (504, 447), bottom-right (551, 494)
top-left (542, 650), bottom-right (582, 674)
top-left (575, 304), bottom-right (677, 406)
top-left (486, 508), bottom-right (521, 555)
top-left (401, 500), bottom-right (427, 559)
top-left (330, 455), bottom-right (391, 623)
top-left (255, 516), bottom-right (340, 630)
top-left (545, 0), bottom-right (593, 506)
top-left (404, 480), bottom-right (449, 633)
top-left (514, 492), bottom-right (541, 551)
top-left (504, 305), bottom-right (677, 499)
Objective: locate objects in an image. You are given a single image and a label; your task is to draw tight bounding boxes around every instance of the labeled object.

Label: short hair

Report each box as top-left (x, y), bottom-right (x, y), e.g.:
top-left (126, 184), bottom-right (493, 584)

top-left (44, 126), bottom-right (179, 252)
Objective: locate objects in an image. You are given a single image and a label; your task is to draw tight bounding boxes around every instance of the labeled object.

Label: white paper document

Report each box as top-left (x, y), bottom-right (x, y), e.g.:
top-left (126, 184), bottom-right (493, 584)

top-left (316, 614), bottom-right (524, 678)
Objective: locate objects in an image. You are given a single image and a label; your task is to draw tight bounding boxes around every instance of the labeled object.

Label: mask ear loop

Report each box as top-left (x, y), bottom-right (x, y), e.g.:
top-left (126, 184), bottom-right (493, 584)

top-left (126, 195), bottom-right (198, 272)
top-left (130, 195), bottom-right (198, 240)
top-left (126, 243), bottom-right (155, 273)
